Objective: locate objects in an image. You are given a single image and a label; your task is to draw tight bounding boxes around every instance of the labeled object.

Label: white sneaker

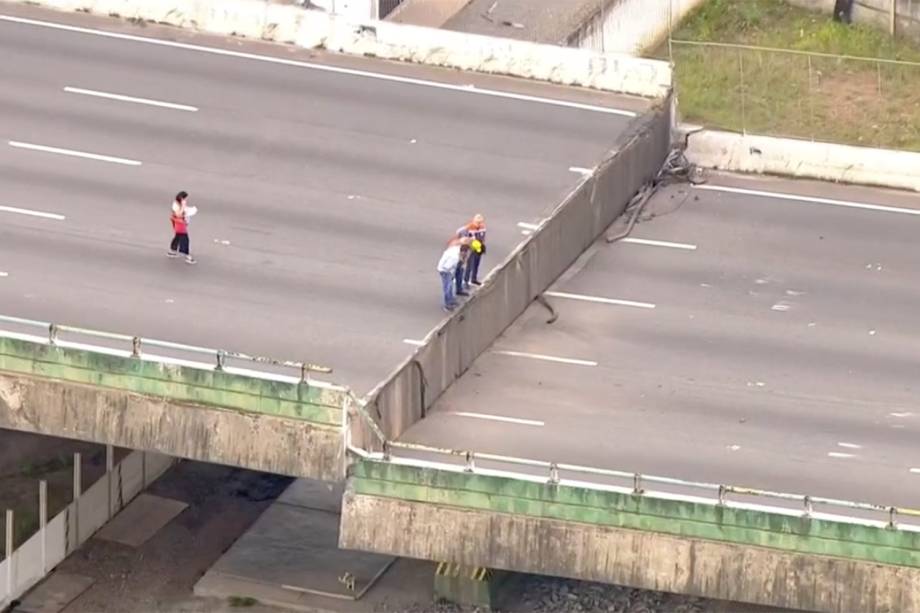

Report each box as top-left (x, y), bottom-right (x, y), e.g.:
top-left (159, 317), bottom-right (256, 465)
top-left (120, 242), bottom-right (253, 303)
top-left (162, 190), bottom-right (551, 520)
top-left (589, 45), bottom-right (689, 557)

top-left (167, 250), bottom-right (178, 257)
top-left (185, 256), bottom-right (197, 265)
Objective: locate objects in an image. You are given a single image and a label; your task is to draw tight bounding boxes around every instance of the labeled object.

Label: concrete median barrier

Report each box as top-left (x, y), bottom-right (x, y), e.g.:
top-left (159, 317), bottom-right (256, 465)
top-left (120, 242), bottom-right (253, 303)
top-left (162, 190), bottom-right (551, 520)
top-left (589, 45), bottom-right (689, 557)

top-left (685, 128), bottom-right (920, 192)
top-left (5, 0), bottom-right (671, 98)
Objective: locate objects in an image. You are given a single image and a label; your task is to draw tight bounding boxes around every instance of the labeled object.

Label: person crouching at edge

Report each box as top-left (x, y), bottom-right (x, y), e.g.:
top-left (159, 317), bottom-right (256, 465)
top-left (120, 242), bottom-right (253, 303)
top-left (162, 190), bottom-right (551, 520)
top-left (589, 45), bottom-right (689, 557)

top-left (437, 238), bottom-right (471, 312)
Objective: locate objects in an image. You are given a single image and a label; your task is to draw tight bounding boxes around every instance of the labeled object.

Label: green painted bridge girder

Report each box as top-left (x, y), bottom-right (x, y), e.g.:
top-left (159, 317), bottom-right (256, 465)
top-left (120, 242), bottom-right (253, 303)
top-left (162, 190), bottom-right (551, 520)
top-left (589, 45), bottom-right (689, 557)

top-left (351, 460), bottom-right (920, 569)
top-left (0, 336), bottom-right (345, 426)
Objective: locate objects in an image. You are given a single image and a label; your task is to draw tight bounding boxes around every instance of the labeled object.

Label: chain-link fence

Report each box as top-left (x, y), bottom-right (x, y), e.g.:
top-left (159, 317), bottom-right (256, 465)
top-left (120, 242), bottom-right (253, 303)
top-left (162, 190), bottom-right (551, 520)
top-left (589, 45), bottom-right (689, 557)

top-left (671, 39), bottom-right (920, 151)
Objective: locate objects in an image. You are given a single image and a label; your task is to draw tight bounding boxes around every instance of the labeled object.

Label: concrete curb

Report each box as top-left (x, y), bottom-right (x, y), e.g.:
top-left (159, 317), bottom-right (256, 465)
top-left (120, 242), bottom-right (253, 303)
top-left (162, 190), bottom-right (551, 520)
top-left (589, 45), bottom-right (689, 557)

top-left (4, 0), bottom-right (672, 98)
top-left (684, 128), bottom-right (920, 192)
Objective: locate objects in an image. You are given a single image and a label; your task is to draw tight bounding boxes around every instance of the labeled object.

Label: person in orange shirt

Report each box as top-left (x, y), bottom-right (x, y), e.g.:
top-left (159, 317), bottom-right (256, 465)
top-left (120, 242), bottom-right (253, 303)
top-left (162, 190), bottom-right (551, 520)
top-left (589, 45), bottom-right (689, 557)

top-left (457, 214), bottom-right (486, 288)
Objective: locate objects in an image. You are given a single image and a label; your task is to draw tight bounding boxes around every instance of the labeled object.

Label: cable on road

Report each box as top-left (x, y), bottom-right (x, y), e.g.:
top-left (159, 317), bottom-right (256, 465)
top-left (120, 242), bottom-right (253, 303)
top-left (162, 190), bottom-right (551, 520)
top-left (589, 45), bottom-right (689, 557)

top-left (605, 148), bottom-right (705, 244)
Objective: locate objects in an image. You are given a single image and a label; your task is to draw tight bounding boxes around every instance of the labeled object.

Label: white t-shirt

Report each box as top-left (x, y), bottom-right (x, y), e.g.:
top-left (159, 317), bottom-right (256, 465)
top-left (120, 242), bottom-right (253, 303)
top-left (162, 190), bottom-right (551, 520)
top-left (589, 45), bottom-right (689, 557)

top-left (172, 201), bottom-right (197, 222)
top-left (437, 245), bottom-right (461, 273)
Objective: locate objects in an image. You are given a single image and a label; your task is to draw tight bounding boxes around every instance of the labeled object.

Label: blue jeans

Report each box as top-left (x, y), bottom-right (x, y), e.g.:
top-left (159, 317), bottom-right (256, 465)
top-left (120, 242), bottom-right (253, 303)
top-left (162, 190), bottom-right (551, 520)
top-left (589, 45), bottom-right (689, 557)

top-left (464, 252), bottom-right (482, 284)
top-left (440, 271), bottom-right (455, 308)
top-left (455, 262), bottom-right (466, 293)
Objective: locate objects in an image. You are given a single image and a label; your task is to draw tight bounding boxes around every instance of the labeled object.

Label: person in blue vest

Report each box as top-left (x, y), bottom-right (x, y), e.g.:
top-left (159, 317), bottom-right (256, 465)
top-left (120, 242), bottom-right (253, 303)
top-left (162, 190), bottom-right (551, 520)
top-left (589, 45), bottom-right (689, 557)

top-left (457, 214), bottom-right (486, 289)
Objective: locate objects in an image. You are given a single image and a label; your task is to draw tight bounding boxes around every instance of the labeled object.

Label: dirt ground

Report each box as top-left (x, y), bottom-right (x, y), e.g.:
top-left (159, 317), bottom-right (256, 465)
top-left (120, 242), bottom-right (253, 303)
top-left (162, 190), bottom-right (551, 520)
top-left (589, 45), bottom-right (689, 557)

top-left (0, 430), bottom-right (108, 551)
top-left (54, 461), bottom-right (292, 613)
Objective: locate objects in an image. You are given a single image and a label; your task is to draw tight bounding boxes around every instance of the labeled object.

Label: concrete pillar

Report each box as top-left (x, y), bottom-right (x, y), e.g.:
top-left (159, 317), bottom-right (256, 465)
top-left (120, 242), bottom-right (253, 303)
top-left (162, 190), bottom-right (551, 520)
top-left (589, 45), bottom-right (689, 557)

top-left (433, 562), bottom-right (512, 608)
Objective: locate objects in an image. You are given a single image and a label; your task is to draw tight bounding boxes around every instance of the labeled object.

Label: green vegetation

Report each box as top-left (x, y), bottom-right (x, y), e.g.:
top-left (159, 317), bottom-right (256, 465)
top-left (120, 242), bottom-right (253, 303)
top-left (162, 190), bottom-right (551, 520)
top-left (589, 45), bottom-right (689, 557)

top-left (659, 0), bottom-right (920, 150)
top-left (228, 596), bottom-right (259, 607)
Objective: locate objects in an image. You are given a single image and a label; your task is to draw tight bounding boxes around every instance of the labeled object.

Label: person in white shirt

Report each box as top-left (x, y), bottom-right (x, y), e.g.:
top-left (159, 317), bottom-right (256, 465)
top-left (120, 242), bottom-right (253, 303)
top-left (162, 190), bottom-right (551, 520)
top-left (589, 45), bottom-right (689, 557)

top-left (437, 239), bottom-right (470, 312)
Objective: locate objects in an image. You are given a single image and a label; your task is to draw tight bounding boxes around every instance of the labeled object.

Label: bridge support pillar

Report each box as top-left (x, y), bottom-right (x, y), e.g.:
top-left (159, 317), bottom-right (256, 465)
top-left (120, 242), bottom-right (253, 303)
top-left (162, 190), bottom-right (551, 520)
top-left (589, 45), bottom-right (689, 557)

top-left (433, 562), bottom-right (511, 608)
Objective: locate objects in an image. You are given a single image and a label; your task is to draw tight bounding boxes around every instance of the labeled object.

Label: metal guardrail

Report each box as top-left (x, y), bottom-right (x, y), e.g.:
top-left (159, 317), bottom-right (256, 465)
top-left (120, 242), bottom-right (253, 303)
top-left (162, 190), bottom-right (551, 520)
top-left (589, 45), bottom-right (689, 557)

top-left (355, 439), bottom-right (920, 531)
top-left (0, 314), bottom-right (333, 384)
top-left (5, 316), bottom-right (916, 532)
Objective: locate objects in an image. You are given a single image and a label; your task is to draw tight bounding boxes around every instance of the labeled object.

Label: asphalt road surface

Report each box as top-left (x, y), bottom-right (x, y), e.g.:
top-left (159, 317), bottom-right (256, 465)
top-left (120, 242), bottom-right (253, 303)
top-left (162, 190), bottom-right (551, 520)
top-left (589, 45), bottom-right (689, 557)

top-left (0, 4), bottom-right (645, 391)
top-left (401, 172), bottom-right (920, 510)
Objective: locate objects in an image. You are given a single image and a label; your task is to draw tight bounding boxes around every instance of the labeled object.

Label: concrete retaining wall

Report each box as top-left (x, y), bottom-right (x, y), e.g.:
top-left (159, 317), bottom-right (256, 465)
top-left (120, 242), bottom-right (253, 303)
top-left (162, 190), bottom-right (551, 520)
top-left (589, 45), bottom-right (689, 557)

top-left (568, 0), bottom-right (706, 55)
top-left (8, 0), bottom-right (671, 98)
top-left (0, 336), bottom-right (346, 480)
top-left (685, 129), bottom-right (920, 192)
top-left (340, 461), bottom-right (920, 613)
top-left (0, 449), bottom-right (173, 609)
top-left (788, 0), bottom-right (920, 41)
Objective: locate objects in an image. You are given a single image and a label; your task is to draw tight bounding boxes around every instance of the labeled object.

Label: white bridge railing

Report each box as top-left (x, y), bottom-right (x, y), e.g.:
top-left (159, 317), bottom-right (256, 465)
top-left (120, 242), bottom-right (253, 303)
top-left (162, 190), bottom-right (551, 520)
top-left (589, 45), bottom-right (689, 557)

top-left (3, 313), bottom-right (918, 535)
top-left (348, 437), bottom-right (920, 533)
top-left (0, 314), bottom-right (334, 386)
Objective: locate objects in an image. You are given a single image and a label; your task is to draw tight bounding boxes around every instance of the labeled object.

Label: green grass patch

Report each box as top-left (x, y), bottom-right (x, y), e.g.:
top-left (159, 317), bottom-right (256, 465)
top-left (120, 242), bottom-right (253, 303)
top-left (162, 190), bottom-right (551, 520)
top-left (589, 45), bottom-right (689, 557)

top-left (657, 0), bottom-right (920, 151)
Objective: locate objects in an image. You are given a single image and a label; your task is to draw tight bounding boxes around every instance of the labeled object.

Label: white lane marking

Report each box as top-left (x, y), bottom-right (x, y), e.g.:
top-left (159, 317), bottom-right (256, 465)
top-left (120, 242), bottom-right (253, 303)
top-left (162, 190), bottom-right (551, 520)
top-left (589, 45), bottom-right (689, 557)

top-left (890, 412), bottom-right (913, 418)
top-left (695, 184), bottom-right (920, 216)
top-left (9, 141), bottom-right (141, 166)
top-left (545, 291), bottom-right (656, 309)
top-left (0, 14), bottom-right (637, 117)
top-left (0, 272), bottom-right (8, 278)
top-left (63, 86), bottom-right (199, 111)
top-left (569, 166), bottom-right (593, 175)
top-left (837, 442), bottom-right (862, 449)
top-left (453, 412), bottom-right (544, 427)
top-left (403, 339), bottom-right (425, 346)
top-left (619, 237), bottom-right (698, 250)
top-left (518, 222), bottom-right (539, 236)
top-left (771, 302), bottom-right (791, 312)
top-left (492, 350), bottom-right (598, 367)
top-left (0, 205), bottom-right (66, 221)
top-left (827, 452), bottom-right (855, 459)
top-left (910, 468), bottom-right (920, 475)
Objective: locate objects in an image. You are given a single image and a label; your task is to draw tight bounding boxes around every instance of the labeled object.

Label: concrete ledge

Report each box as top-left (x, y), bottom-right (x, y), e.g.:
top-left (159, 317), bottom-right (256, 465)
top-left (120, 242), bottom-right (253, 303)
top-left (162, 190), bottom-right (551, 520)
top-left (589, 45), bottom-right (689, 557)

top-left (0, 371), bottom-right (344, 479)
top-left (0, 337), bottom-right (344, 425)
top-left (5, 0), bottom-right (671, 98)
top-left (339, 461), bottom-right (920, 613)
top-left (685, 129), bottom-right (920, 192)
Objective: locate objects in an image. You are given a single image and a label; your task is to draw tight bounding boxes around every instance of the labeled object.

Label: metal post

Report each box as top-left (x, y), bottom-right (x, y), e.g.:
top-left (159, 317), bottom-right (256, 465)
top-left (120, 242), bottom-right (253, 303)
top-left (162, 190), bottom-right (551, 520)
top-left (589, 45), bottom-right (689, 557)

top-left (131, 336), bottom-right (142, 358)
top-left (717, 484), bottom-right (727, 506)
top-left (73, 452), bottom-right (81, 547)
top-left (633, 473), bottom-right (644, 495)
top-left (891, 0), bottom-right (897, 36)
top-left (738, 48), bottom-right (747, 135)
top-left (889, 506), bottom-right (898, 529)
top-left (39, 480), bottom-right (48, 573)
top-left (807, 54), bottom-right (815, 142)
top-left (48, 323), bottom-right (58, 345)
top-left (106, 445), bottom-right (114, 519)
top-left (215, 350), bottom-right (226, 371)
top-left (599, 0), bottom-right (606, 54)
top-left (803, 495), bottom-right (813, 517)
top-left (5, 509), bottom-right (13, 596)
top-left (464, 451), bottom-right (475, 473)
top-left (667, 0), bottom-right (674, 62)
top-left (548, 463), bottom-right (560, 485)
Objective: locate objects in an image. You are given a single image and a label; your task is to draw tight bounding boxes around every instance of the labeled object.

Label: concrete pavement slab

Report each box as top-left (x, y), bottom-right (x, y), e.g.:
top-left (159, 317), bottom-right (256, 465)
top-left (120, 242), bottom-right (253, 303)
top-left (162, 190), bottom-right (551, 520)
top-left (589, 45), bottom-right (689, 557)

top-left (95, 493), bottom-right (188, 547)
top-left (12, 572), bottom-right (95, 613)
